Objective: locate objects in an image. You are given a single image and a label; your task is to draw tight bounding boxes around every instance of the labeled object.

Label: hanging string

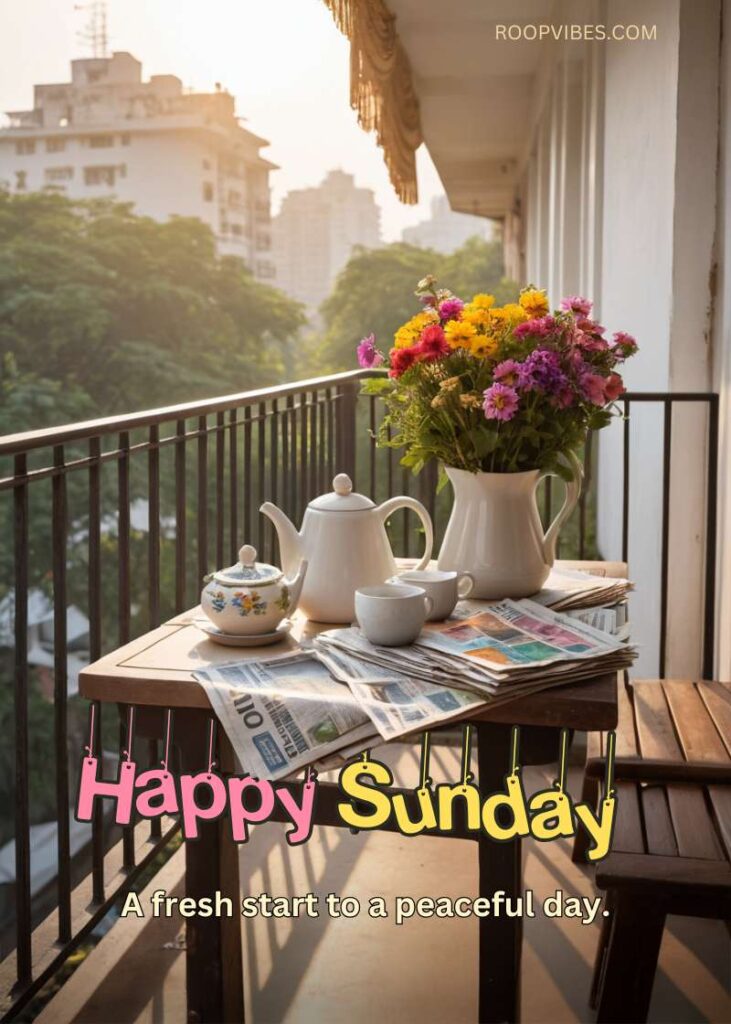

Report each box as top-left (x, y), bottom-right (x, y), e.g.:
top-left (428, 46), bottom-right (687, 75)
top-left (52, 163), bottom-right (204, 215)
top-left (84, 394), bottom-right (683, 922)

top-left (461, 725), bottom-right (474, 787)
top-left (84, 703), bottom-right (96, 759)
top-left (510, 726), bottom-right (521, 775)
top-left (555, 727), bottom-right (569, 794)
top-left (604, 731), bottom-right (617, 800)
top-left (419, 731), bottom-right (432, 790)
top-left (122, 706), bottom-right (135, 762)
top-left (361, 749), bottom-right (371, 762)
top-left (160, 709), bottom-right (172, 774)
top-left (207, 719), bottom-right (217, 776)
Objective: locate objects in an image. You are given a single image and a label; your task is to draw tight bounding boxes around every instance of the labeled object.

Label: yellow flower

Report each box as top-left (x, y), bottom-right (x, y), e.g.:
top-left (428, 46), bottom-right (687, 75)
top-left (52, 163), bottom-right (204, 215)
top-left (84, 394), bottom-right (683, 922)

top-left (431, 394), bottom-right (446, 409)
top-left (439, 376), bottom-right (461, 391)
top-left (519, 288), bottom-right (549, 318)
top-left (470, 334), bottom-right (498, 358)
top-left (471, 293), bottom-right (496, 310)
top-left (444, 319), bottom-right (477, 349)
top-left (462, 305), bottom-right (493, 329)
top-left (393, 310), bottom-right (437, 348)
top-left (459, 392), bottom-right (482, 408)
top-left (491, 304), bottom-right (528, 326)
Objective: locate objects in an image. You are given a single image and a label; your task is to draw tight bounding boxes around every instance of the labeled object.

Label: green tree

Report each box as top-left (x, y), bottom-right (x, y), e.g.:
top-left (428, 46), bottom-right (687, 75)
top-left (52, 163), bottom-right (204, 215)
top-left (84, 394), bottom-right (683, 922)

top-left (0, 190), bottom-right (305, 417)
top-left (314, 236), bottom-right (517, 371)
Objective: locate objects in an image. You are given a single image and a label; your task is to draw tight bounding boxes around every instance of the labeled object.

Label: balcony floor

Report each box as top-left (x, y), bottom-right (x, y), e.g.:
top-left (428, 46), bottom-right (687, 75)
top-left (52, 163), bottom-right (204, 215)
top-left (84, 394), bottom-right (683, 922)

top-left (39, 746), bottom-right (731, 1024)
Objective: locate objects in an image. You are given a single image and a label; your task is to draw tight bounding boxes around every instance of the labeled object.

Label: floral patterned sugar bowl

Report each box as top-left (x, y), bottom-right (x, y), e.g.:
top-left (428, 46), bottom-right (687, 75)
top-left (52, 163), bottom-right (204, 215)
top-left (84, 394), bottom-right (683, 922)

top-left (200, 545), bottom-right (307, 636)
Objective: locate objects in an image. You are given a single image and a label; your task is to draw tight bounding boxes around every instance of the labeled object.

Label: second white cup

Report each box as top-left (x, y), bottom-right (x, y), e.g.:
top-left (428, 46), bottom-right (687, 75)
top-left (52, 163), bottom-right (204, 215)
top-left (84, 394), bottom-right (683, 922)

top-left (387, 568), bottom-right (475, 620)
top-left (354, 583), bottom-right (433, 646)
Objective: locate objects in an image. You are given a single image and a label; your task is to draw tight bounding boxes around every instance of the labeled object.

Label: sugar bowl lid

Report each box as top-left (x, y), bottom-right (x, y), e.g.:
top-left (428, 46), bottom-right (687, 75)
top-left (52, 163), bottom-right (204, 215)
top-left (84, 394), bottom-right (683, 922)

top-left (210, 545), bottom-right (282, 587)
top-left (308, 473), bottom-right (375, 512)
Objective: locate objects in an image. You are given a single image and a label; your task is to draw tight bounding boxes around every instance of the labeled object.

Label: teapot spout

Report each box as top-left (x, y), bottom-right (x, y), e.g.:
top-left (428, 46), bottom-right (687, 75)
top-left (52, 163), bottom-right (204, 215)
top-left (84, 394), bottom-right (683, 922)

top-left (260, 502), bottom-right (302, 572)
top-left (283, 560), bottom-right (308, 612)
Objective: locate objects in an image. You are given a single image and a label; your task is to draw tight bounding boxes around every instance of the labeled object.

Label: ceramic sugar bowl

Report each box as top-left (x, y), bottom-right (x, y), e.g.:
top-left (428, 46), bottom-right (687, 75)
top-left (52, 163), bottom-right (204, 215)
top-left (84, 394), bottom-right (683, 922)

top-left (200, 545), bottom-right (307, 635)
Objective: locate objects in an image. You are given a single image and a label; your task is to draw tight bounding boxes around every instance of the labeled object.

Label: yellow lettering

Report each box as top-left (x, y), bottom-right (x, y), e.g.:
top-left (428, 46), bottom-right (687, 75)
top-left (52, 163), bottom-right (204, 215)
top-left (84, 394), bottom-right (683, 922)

top-left (575, 797), bottom-right (616, 861)
top-left (392, 787), bottom-right (437, 836)
top-left (337, 759), bottom-right (393, 830)
top-left (530, 790), bottom-right (575, 839)
top-left (437, 783), bottom-right (482, 831)
top-left (481, 774), bottom-right (530, 840)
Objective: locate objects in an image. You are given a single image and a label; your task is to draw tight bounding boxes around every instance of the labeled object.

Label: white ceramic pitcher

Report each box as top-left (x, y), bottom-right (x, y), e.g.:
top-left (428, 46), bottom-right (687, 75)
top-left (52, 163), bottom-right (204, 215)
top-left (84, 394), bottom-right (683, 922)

top-left (437, 453), bottom-right (582, 599)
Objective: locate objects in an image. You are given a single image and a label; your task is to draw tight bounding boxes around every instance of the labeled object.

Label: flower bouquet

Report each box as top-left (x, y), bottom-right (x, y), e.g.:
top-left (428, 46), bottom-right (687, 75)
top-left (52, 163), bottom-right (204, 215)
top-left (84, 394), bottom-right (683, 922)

top-left (356, 277), bottom-right (637, 597)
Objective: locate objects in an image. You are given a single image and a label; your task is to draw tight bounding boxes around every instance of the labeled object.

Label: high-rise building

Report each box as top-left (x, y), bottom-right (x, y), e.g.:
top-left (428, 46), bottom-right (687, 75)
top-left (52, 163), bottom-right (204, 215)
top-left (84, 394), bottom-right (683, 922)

top-left (0, 52), bottom-right (276, 281)
top-left (402, 195), bottom-right (496, 253)
top-left (273, 170), bottom-right (381, 314)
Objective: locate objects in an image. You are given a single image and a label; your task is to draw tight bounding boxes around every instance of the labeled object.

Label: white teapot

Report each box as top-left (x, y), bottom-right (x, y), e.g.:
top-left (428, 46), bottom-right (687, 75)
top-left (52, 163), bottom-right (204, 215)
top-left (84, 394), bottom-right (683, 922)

top-left (260, 473), bottom-right (434, 623)
top-left (200, 545), bottom-right (307, 635)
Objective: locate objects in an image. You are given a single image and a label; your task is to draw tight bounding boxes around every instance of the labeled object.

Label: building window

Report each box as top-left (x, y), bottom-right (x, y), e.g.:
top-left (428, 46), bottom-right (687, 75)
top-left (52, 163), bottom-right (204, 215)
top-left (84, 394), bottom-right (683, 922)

top-left (121, 134), bottom-right (131, 146)
top-left (15, 139), bottom-right (35, 155)
top-left (89, 134), bottom-right (114, 149)
top-left (15, 170), bottom-right (27, 190)
top-left (84, 165), bottom-right (118, 186)
top-left (257, 261), bottom-right (276, 279)
top-left (45, 166), bottom-right (74, 182)
top-left (203, 182), bottom-right (214, 202)
top-left (231, 223), bottom-right (243, 236)
top-left (46, 138), bottom-right (66, 153)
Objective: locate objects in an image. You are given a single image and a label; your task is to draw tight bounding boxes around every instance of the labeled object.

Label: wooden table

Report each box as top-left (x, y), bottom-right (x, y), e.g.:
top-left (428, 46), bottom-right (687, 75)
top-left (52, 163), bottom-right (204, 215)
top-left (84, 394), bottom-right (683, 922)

top-left (80, 566), bottom-right (620, 1024)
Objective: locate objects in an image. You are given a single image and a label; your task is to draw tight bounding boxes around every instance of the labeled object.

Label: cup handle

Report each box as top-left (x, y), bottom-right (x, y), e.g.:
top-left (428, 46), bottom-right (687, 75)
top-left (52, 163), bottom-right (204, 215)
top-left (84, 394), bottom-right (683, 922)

top-left (423, 595), bottom-right (434, 618)
top-left (457, 572), bottom-right (475, 599)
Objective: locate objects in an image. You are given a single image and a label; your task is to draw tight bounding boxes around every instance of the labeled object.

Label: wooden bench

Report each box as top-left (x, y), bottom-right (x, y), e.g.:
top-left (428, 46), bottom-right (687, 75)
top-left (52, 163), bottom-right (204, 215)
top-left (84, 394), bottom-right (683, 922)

top-left (574, 678), bottom-right (731, 1022)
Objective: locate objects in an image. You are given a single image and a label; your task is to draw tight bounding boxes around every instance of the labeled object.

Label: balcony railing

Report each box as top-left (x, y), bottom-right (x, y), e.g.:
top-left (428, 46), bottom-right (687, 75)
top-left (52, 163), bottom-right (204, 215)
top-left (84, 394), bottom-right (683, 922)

top-left (0, 370), bottom-right (719, 1017)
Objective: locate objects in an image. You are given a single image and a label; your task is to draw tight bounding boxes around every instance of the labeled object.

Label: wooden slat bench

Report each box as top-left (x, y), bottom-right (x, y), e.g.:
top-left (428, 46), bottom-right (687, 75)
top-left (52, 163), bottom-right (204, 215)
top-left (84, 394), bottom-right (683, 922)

top-left (573, 678), bottom-right (731, 1023)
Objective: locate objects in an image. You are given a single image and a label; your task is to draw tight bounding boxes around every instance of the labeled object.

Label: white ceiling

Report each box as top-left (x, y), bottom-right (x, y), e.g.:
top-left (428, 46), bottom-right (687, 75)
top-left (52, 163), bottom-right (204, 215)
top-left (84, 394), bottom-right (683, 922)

top-left (387, 0), bottom-right (555, 217)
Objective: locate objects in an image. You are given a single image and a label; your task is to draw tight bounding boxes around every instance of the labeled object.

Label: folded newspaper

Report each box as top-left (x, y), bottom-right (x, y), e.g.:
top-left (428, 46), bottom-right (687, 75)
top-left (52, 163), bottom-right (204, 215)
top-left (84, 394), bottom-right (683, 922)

top-left (530, 566), bottom-right (633, 611)
top-left (193, 649), bottom-right (485, 779)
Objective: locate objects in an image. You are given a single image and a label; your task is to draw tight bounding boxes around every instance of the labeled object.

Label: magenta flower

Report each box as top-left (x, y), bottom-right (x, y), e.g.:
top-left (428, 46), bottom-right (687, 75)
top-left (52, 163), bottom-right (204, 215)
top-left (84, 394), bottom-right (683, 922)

top-left (514, 315), bottom-right (557, 340)
top-left (519, 349), bottom-right (567, 393)
top-left (419, 324), bottom-right (449, 361)
top-left (493, 359), bottom-right (522, 387)
top-left (483, 383), bottom-right (520, 421)
top-left (561, 296), bottom-right (593, 316)
top-left (580, 372), bottom-right (607, 406)
top-left (438, 297), bottom-right (464, 321)
top-left (357, 334), bottom-right (384, 368)
top-left (576, 317), bottom-right (606, 336)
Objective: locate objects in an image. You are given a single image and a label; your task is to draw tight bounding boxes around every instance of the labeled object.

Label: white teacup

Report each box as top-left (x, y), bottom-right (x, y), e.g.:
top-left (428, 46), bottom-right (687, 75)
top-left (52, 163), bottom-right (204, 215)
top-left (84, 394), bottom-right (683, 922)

top-left (354, 584), bottom-right (433, 646)
top-left (388, 569), bottom-right (475, 621)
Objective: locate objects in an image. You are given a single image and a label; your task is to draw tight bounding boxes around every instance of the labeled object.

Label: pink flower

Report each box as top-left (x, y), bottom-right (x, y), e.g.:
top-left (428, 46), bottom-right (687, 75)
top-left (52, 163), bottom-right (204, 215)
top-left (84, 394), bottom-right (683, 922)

top-left (483, 383), bottom-right (520, 421)
top-left (576, 317), bottom-right (606, 336)
top-left (388, 346), bottom-right (419, 378)
top-left (438, 298), bottom-right (464, 321)
top-left (514, 315), bottom-right (557, 340)
top-left (612, 331), bottom-right (638, 359)
top-left (575, 332), bottom-right (609, 353)
top-left (493, 359), bottom-right (522, 387)
top-left (580, 372), bottom-right (607, 406)
top-left (357, 334), bottom-right (384, 368)
top-left (561, 295), bottom-right (593, 316)
top-left (604, 372), bottom-right (625, 401)
top-left (419, 324), bottom-right (449, 360)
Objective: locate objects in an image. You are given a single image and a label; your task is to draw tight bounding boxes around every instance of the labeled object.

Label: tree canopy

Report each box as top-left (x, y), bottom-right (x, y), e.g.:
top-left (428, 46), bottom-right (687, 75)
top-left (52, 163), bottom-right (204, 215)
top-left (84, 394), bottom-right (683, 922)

top-left (0, 189), bottom-right (305, 428)
top-left (314, 236), bottom-right (517, 371)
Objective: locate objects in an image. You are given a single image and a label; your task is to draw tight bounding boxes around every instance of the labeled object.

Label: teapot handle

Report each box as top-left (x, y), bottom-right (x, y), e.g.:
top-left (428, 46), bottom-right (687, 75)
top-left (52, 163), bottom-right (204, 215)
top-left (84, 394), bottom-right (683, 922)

top-left (377, 496), bottom-right (434, 571)
top-left (539, 451), bottom-right (583, 564)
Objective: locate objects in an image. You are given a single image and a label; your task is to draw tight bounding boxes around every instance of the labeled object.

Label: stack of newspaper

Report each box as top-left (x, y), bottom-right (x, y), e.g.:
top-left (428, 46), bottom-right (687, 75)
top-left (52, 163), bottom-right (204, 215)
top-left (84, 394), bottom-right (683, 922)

top-left (315, 598), bottom-right (635, 703)
top-left (192, 569), bottom-right (636, 781)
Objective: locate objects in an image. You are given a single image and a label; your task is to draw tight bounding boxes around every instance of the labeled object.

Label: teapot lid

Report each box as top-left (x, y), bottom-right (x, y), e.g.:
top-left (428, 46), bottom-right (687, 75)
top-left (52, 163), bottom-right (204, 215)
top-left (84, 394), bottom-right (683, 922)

top-left (308, 473), bottom-right (375, 512)
top-left (210, 545), bottom-right (282, 586)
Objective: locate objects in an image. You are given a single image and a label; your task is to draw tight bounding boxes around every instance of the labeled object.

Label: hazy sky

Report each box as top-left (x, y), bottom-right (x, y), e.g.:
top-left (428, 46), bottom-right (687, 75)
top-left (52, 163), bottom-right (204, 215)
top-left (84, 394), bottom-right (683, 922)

top-left (1, 0), bottom-right (445, 240)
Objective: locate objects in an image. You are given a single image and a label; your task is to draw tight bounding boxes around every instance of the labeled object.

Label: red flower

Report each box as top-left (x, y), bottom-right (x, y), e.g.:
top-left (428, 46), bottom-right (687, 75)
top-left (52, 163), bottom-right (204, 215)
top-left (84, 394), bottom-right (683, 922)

top-left (418, 325), bottom-right (449, 361)
top-left (604, 372), bottom-right (625, 401)
top-left (389, 346), bottom-right (420, 378)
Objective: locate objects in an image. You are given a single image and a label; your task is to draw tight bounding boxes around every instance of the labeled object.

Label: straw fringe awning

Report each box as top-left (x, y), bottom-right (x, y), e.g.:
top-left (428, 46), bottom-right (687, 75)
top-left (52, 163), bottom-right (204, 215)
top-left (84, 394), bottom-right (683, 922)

top-left (323, 0), bottom-right (422, 204)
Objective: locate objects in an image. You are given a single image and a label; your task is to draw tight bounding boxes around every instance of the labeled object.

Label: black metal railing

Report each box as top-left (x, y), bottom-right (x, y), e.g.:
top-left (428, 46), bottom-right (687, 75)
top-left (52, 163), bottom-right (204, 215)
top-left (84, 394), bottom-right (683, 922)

top-left (0, 371), bottom-right (719, 1017)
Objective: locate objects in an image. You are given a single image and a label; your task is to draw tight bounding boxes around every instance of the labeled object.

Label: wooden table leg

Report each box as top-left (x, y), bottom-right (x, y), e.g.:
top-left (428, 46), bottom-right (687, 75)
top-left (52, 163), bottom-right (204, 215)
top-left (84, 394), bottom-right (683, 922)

top-left (175, 711), bottom-right (245, 1024)
top-left (476, 721), bottom-right (523, 1024)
